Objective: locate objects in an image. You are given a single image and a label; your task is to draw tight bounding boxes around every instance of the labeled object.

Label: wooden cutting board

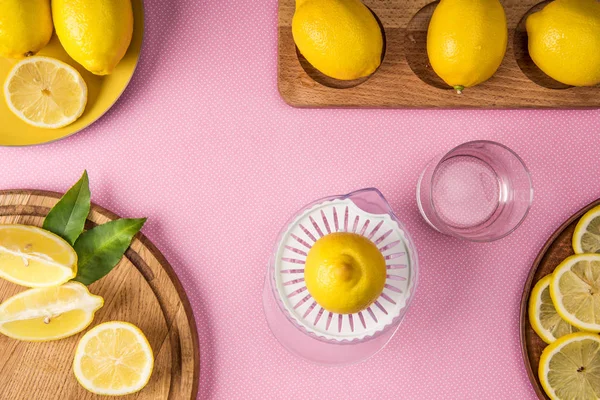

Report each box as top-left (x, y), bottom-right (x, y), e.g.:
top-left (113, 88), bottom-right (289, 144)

top-left (278, 0), bottom-right (600, 108)
top-left (0, 190), bottom-right (199, 400)
top-left (520, 199), bottom-right (600, 400)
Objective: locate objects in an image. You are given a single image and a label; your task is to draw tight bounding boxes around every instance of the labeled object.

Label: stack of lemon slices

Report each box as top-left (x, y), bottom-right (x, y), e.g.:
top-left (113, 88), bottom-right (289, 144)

top-left (529, 205), bottom-right (600, 400)
top-left (0, 224), bottom-right (153, 396)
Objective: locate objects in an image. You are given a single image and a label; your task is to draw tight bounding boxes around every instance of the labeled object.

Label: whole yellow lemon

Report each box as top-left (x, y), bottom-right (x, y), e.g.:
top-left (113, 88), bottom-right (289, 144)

top-left (526, 0), bottom-right (600, 87)
top-left (304, 232), bottom-right (386, 314)
top-left (52, 0), bottom-right (133, 75)
top-left (427, 0), bottom-right (507, 93)
top-left (0, 0), bottom-right (53, 59)
top-left (292, 0), bottom-right (383, 80)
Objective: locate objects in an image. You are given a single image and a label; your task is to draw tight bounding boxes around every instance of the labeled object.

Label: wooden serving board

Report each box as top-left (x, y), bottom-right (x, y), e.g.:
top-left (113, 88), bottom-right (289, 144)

top-left (520, 199), bottom-right (600, 400)
top-left (0, 190), bottom-right (199, 400)
top-left (278, 0), bottom-right (600, 108)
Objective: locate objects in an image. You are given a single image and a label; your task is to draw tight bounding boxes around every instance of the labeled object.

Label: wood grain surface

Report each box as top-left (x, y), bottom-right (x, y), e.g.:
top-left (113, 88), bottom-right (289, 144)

top-left (278, 0), bottom-right (600, 108)
top-left (0, 190), bottom-right (199, 400)
top-left (520, 199), bottom-right (600, 400)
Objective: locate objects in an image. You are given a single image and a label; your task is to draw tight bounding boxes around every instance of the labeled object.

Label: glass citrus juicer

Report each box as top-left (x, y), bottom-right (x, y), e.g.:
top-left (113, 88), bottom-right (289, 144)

top-left (262, 188), bottom-right (418, 365)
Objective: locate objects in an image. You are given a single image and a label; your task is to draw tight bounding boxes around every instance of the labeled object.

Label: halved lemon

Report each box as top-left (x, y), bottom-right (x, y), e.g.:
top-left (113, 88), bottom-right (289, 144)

top-left (573, 205), bottom-right (600, 254)
top-left (304, 232), bottom-right (386, 314)
top-left (74, 321), bottom-right (154, 396)
top-left (529, 275), bottom-right (578, 344)
top-left (0, 224), bottom-right (77, 287)
top-left (539, 332), bottom-right (600, 400)
top-left (0, 282), bottom-right (103, 341)
top-left (4, 56), bottom-right (87, 129)
top-left (550, 253), bottom-right (600, 332)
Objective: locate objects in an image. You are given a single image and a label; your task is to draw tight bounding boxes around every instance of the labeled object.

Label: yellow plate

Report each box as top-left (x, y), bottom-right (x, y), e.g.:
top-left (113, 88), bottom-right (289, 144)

top-left (0, 0), bottom-right (144, 147)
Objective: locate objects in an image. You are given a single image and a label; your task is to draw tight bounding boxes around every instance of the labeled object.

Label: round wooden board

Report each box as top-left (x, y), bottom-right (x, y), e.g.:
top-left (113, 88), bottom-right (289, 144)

top-left (520, 198), bottom-right (600, 400)
top-left (0, 190), bottom-right (199, 400)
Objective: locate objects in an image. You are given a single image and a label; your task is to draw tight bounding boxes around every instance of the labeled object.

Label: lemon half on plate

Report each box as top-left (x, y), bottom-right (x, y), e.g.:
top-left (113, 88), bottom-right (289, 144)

top-left (529, 275), bottom-right (578, 344)
top-left (4, 56), bottom-right (87, 129)
top-left (539, 332), bottom-right (600, 400)
top-left (573, 204), bottom-right (600, 254)
top-left (550, 253), bottom-right (600, 332)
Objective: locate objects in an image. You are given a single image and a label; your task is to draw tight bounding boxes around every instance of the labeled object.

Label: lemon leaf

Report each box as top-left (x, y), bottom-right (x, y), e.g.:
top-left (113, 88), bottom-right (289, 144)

top-left (73, 218), bottom-right (146, 285)
top-left (43, 170), bottom-right (90, 246)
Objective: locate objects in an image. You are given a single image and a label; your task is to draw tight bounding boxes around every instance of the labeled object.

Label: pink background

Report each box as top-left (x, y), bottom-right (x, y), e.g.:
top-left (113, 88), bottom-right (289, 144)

top-left (2, 0), bottom-right (600, 398)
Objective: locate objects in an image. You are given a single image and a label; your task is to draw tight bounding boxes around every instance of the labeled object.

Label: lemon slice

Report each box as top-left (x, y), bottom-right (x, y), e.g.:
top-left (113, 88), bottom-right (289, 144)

top-left (550, 253), bottom-right (600, 332)
top-left (529, 275), bottom-right (578, 344)
top-left (0, 282), bottom-right (103, 341)
top-left (573, 205), bottom-right (600, 254)
top-left (74, 321), bottom-right (154, 396)
top-left (0, 224), bottom-right (77, 287)
top-left (3, 56), bottom-right (87, 129)
top-left (539, 332), bottom-right (600, 400)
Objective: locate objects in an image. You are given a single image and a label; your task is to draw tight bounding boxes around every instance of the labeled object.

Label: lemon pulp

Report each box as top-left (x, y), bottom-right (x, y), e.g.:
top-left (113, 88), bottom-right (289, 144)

top-left (573, 205), bottom-right (600, 254)
top-left (73, 321), bottom-right (154, 396)
top-left (0, 224), bottom-right (77, 287)
top-left (550, 254), bottom-right (600, 332)
top-left (304, 232), bottom-right (386, 314)
top-left (3, 56), bottom-right (88, 129)
top-left (529, 275), bottom-right (578, 344)
top-left (539, 333), bottom-right (600, 400)
top-left (0, 282), bottom-right (103, 341)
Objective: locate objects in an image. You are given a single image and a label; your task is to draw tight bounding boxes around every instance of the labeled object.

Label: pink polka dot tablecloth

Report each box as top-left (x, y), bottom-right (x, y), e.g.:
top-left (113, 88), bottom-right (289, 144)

top-left (1, 0), bottom-right (600, 399)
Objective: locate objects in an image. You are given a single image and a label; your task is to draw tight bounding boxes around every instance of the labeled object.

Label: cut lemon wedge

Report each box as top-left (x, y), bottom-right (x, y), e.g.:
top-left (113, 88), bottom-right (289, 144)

top-left (550, 253), bottom-right (600, 332)
top-left (573, 205), bottom-right (600, 254)
top-left (0, 224), bottom-right (77, 287)
top-left (0, 282), bottom-right (103, 341)
top-left (529, 275), bottom-right (578, 344)
top-left (3, 56), bottom-right (87, 129)
top-left (539, 332), bottom-right (600, 400)
top-left (74, 321), bottom-right (154, 396)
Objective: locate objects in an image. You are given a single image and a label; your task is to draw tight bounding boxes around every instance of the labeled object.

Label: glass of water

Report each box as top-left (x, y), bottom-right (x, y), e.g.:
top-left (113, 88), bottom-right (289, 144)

top-left (416, 140), bottom-right (533, 242)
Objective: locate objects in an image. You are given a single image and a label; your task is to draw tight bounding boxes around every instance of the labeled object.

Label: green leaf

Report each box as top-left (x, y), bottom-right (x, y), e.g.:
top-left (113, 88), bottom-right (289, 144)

top-left (73, 218), bottom-right (146, 285)
top-left (43, 170), bottom-right (91, 245)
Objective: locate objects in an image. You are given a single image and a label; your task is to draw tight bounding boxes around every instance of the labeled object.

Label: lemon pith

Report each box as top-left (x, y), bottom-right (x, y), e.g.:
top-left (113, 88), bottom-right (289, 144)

top-left (304, 232), bottom-right (386, 314)
top-left (0, 0), bottom-right (53, 59)
top-left (529, 275), bottom-right (578, 344)
top-left (539, 332), bottom-right (600, 400)
top-left (4, 57), bottom-right (88, 129)
top-left (0, 224), bottom-right (77, 287)
top-left (526, 0), bottom-right (600, 87)
top-left (573, 205), bottom-right (600, 254)
top-left (0, 282), bottom-right (103, 341)
top-left (292, 0), bottom-right (383, 80)
top-left (427, 0), bottom-right (507, 90)
top-left (52, 0), bottom-right (134, 75)
top-left (74, 321), bottom-right (154, 396)
top-left (550, 253), bottom-right (600, 332)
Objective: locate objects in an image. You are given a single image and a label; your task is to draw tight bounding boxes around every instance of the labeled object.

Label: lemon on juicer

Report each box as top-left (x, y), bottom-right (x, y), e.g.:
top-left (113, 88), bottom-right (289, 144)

top-left (52, 0), bottom-right (134, 75)
top-left (292, 0), bottom-right (383, 80)
top-left (304, 232), bottom-right (386, 314)
top-left (427, 0), bottom-right (507, 93)
top-left (0, 0), bottom-right (53, 59)
top-left (526, 0), bottom-right (600, 87)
